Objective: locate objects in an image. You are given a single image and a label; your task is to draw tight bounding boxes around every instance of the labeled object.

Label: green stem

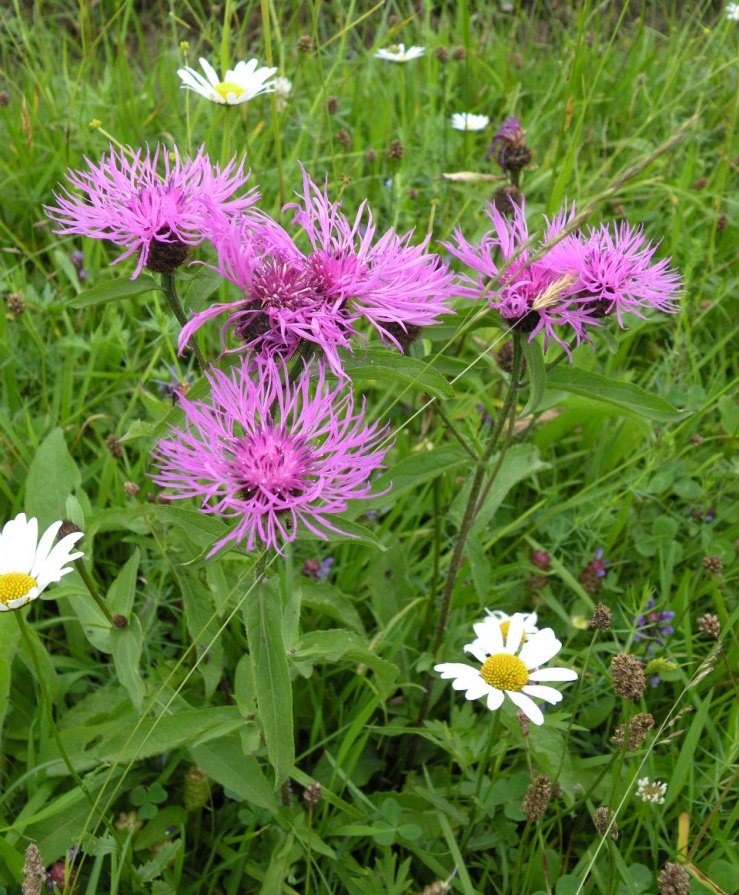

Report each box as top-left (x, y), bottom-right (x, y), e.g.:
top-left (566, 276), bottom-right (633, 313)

top-left (408, 337), bottom-right (524, 764)
top-left (430, 335), bottom-right (523, 656)
top-left (15, 613), bottom-right (116, 836)
top-left (75, 559), bottom-right (118, 627)
top-left (436, 405), bottom-right (480, 461)
top-left (552, 630), bottom-right (598, 785)
top-left (161, 272), bottom-right (207, 372)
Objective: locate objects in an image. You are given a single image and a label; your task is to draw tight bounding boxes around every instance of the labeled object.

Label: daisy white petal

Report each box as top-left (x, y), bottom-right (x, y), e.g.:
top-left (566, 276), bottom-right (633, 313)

top-left (519, 629), bottom-right (563, 668)
top-left (505, 614), bottom-right (525, 653)
top-left (528, 667), bottom-right (578, 682)
top-left (463, 641), bottom-right (489, 664)
top-left (507, 690), bottom-right (545, 726)
top-left (450, 113), bottom-right (490, 132)
top-left (487, 688), bottom-right (505, 710)
top-left (522, 684), bottom-right (564, 704)
top-left (199, 57), bottom-right (220, 86)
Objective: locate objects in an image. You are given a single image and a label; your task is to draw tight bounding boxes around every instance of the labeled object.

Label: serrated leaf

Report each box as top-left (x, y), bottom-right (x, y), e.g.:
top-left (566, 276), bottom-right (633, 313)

top-left (341, 347), bottom-right (453, 399)
top-left (110, 615), bottom-right (146, 710)
top-left (190, 738), bottom-right (277, 812)
top-left (25, 427), bottom-right (82, 528)
top-left (133, 840), bottom-right (181, 884)
top-left (293, 629), bottom-right (399, 697)
top-left (547, 367), bottom-right (690, 423)
top-left (119, 419), bottom-right (156, 443)
top-left (69, 274), bottom-right (163, 308)
top-left (243, 577), bottom-right (294, 787)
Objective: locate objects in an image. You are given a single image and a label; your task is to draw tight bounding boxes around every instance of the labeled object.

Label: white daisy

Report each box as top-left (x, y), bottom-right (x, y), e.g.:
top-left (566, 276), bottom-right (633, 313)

top-left (273, 76), bottom-right (292, 112)
top-left (483, 609), bottom-right (540, 639)
top-left (374, 43), bottom-right (426, 63)
top-left (635, 778), bottom-right (667, 805)
top-left (727, 3), bottom-right (739, 21)
top-left (177, 57), bottom-right (277, 105)
top-left (435, 615), bottom-right (577, 726)
top-left (0, 514), bottom-right (84, 611)
top-left (451, 113), bottom-right (490, 132)
top-left (273, 76), bottom-right (292, 98)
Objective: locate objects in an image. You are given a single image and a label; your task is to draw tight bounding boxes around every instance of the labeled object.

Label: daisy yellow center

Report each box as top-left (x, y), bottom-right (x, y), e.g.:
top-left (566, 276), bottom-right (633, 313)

top-left (214, 81), bottom-right (246, 100)
top-left (499, 620), bottom-right (527, 645)
top-left (0, 572), bottom-right (37, 606)
top-left (480, 653), bottom-right (529, 691)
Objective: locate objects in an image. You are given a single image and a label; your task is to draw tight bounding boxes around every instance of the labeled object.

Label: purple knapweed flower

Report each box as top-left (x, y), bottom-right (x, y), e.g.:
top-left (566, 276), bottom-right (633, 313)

top-left (445, 200), bottom-right (600, 352)
top-left (485, 115), bottom-right (527, 168)
top-left (634, 597), bottom-right (676, 647)
top-left (178, 165), bottom-right (455, 376)
top-left (46, 144), bottom-right (258, 278)
top-left (445, 201), bottom-right (682, 354)
top-left (151, 356), bottom-right (390, 554)
top-left (575, 223), bottom-right (682, 325)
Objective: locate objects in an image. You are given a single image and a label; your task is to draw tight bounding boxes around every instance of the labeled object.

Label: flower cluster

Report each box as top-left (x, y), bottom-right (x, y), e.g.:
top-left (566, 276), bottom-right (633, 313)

top-left (178, 165), bottom-right (455, 376)
top-left (445, 200), bottom-right (682, 353)
top-left (435, 609), bottom-right (577, 726)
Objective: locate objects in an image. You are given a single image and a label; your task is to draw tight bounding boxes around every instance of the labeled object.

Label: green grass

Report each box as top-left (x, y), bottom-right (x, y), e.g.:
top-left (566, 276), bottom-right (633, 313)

top-left (0, 1), bottom-right (737, 894)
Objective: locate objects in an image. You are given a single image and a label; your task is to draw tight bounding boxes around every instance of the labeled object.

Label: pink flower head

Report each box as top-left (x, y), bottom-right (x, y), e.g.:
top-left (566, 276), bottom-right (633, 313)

top-left (178, 165), bottom-right (455, 376)
top-left (445, 200), bottom-right (599, 352)
top-left (151, 356), bottom-right (390, 555)
top-left (45, 144), bottom-right (258, 278)
top-left (575, 223), bottom-right (682, 326)
top-left (446, 200), bottom-right (682, 354)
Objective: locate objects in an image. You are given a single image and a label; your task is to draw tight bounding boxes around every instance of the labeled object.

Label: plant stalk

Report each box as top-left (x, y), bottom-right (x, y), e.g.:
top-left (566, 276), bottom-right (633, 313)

top-left (161, 272), bottom-right (207, 372)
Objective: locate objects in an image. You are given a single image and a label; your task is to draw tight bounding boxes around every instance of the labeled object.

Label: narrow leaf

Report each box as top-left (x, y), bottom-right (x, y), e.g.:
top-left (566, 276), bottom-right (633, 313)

top-left (341, 347), bottom-right (453, 399)
top-left (547, 367), bottom-right (690, 423)
top-left (243, 577), bottom-right (294, 787)
top-left (110, 616), bottom-right (146, 711)
top-left (69, 274), bottom-right (163, 308)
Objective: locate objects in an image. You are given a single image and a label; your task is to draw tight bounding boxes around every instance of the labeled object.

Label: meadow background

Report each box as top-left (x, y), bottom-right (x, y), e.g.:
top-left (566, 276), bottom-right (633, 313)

top-left (0, 1), bottom-right (737, 893)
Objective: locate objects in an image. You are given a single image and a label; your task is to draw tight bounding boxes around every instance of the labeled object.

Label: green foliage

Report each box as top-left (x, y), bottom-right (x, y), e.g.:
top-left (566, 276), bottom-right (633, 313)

top-left (0, 1), bottom-right (736, 894)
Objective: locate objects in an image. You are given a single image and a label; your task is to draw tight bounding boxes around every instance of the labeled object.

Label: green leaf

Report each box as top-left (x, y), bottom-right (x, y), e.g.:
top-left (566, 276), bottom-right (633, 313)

top-left (107, 549), bottom-right (140, 617)
top-left (293, 629), bottom-right (399, 698)
top-left (450, 444), bottom-right (549, 535)
top-left (295, 514), bottom-right (387, 551)
top-left (361, 444), bottom-right (471, 510)
top-left (148, 504), bottom-right (230, 549)
top-left (341, 347), bottom-right (453, 399)
top-left (110, 615), bottom-right (146, 711)
top-left (547, 367), bottom-right (690, 423)
top-left (119, 419), bottom-right (156, 443)
top-left (0, 621), bottom-right (20, 743)
top-left (521, 338), bottom-right (547, 415)
top-left (25, 427), bottom-right (82, 528)
top-left (190, 736), bottom-right (277, 812)
top-left (133, 840), bottom-right (182, 884)
top-left (177, 266), bottom-right (224, 314)
top-left (243, 577), bottom-right (294, 787)
top-left (68, 274), bottom-right (163, 308)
